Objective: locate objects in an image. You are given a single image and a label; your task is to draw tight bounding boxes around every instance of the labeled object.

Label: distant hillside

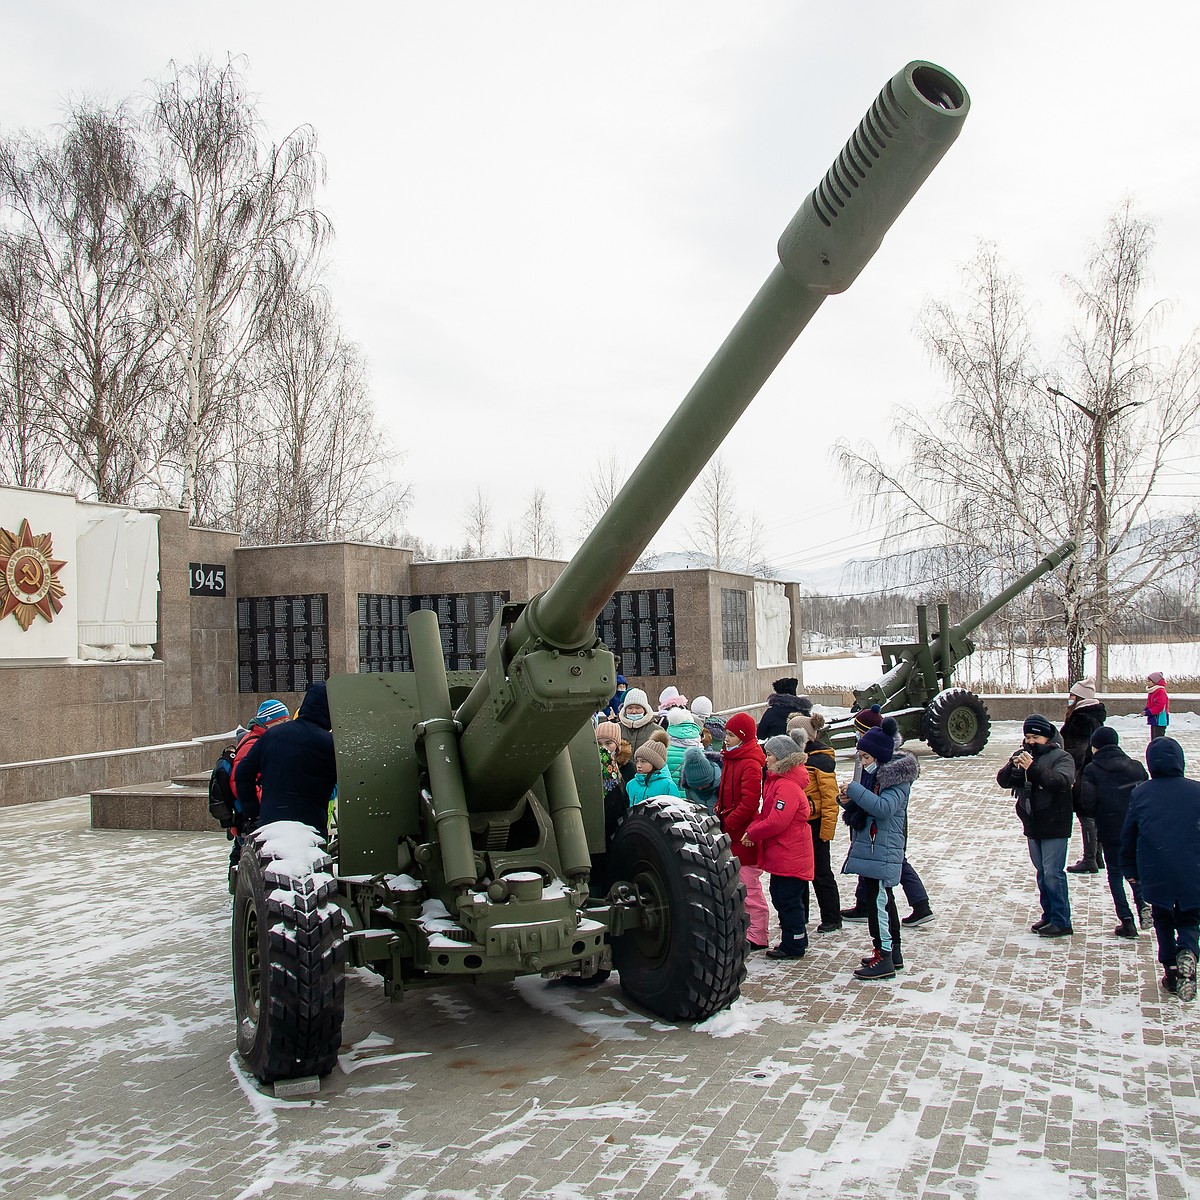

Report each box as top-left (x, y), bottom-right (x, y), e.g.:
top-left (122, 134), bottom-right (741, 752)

top-left (637, 549), bottom-right (872, 596)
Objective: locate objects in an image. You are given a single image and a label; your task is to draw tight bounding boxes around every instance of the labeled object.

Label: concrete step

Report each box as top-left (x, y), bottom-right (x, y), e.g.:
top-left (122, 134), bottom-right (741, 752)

top-left (91, 778), bottom-right (217, 832)
top-left (172, 770), bottom-right (212, 788)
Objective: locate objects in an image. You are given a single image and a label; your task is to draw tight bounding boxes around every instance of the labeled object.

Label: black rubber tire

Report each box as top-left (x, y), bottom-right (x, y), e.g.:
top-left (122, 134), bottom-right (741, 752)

top-left (922, 688), bottom-right (991, 757)
top-left (609, 798), bottom-right (747, 1021)
top-left (232, 826), bottom-right (346, 1084)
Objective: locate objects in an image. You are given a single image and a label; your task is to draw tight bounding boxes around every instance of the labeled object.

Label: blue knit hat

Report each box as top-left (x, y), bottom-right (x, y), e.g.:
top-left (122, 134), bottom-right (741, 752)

top-left (255, 698), bottom-right (290, 724)
top-left (857, 726), bottom-right (895, 763)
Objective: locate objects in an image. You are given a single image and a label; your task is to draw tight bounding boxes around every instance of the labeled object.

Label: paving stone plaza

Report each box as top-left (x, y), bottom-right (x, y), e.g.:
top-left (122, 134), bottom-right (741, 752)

top-left (2, 720), bottom-right (1198, 1200)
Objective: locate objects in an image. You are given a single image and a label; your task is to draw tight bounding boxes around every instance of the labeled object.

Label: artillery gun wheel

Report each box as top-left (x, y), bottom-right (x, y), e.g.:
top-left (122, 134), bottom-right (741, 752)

top-left (923, 688), bottom-right (991, 757)
top-left (609, 798), bottom-right (747, 1021)
top-left (232, 822), bottom-right (346, 1085)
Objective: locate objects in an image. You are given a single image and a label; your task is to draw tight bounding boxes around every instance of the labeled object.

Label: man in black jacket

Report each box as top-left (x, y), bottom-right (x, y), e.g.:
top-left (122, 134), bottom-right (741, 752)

top-left (233, 681), bottom-right (338, 836)
top-left (756, 678), bottom-right (813, 740)
top-left (1079, 726), bottom-right (1148, 937)
top-left (997, 713), bottom-right (1077, 938)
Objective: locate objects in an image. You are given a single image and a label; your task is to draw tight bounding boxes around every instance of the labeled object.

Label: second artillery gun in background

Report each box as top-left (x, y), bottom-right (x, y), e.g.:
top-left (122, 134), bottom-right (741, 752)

top-left (822, 540), bottom-right (1077, 756)
top-left (231, 62), bottom-right (971, 1085)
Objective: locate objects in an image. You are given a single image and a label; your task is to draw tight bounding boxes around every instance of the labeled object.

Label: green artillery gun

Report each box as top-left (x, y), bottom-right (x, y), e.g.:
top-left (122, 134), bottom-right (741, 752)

top-left (822, 539), bottom-right (1076, 757)
top-left (231, 61), bottom-right (971, 1084)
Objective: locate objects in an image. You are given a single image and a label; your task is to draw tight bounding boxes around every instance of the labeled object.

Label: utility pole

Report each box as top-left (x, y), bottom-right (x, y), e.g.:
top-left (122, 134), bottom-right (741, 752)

top-left (1046, 385), bottom-right (1141, 691)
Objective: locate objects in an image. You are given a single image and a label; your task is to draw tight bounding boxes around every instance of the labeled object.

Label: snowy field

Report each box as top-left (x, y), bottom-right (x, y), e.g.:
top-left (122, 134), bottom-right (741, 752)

top-left (802, 640), bottom-right (1200, 692)
top-left (1, 721), bottom-right (1199, 1198)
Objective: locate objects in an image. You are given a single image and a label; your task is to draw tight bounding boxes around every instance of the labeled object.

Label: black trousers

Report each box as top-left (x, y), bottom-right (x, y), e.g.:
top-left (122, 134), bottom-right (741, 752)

top-left (860, 877), bottom-right (902, 957)
top-left (768, 874), bottom-right (810, 952)
top-left (809, 819), bottom-right (842, 924)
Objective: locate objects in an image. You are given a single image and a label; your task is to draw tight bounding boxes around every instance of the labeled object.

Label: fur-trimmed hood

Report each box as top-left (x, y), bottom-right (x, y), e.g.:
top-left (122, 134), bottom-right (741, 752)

top-left (875, 750), bottom-right (919, 789)
top-left (765, 750), bottom-right (809, 776)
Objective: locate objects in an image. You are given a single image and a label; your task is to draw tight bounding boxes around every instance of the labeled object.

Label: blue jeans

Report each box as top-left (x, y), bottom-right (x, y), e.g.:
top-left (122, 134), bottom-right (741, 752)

top-left (1100, 836), bottom-right (1142, 922)
top-left (1027, 837), bottom-right (1071, 928)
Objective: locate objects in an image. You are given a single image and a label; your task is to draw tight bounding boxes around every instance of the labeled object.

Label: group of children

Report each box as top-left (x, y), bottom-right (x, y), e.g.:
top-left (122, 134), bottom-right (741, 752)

top-left (595, 680), bottom-right (921, 982)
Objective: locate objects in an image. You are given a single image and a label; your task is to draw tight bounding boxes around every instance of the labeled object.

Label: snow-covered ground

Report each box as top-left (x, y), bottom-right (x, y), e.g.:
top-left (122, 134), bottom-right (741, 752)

top-left (1, 728), bottom-right (1198, 1198)
top-left (803, 640), bottom-right (1200, 691)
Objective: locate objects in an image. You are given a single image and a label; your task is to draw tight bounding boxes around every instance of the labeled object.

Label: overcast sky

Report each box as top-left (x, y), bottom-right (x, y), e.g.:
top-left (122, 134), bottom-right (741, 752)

top-left (4, 2), bottom-right (1199, 578)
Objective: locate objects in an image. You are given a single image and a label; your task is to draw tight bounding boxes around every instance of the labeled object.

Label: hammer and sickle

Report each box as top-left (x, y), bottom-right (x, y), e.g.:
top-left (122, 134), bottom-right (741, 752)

top-left (17, 558), bottom-right (43, 589)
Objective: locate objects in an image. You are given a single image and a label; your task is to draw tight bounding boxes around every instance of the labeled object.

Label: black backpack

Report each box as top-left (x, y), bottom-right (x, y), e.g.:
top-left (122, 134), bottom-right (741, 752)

top-left (208, 747), bottom-right (238, 831)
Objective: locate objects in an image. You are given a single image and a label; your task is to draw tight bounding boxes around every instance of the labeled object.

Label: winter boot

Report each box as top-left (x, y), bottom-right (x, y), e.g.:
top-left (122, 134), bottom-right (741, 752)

top-left (862, 948), bottom-right (904, 971)
top-left (1031, 918), bottom-right (1050, 933)
top-left (901, 904), bottom-right (934, 927)
top-left (816, 921), bottom-right (842, 934)
top-left (1138, 901), bottom-right (1153, 930)
top-left (1161, 966), bottom-right (1179, 994)
top-left (840, 905), bottom-right (870, 922)
top-left (1067, 859), bottom-right (1098, 874)
top-left (854, 950), bottom-right (896, 980)
top-left (765, 943), bottom-right (806, 960)
top-left (1177, 950), bottom-right (1197, 1002)
top-left (1113, 918), bottom-right (1138, 939)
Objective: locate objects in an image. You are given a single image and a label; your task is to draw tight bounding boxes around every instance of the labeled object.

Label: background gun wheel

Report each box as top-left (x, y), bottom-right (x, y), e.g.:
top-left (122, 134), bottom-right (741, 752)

top-left (922, 687), bottom-right (991, 757)
top-left (609, 798), bottom-right (747, 1021)
top-left (232, 825), bottom-right (346, 1085)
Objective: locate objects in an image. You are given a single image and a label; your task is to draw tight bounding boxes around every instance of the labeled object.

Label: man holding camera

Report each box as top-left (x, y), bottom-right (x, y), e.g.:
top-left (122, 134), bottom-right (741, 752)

top-left (997, 713), bottom-right (1078, 937)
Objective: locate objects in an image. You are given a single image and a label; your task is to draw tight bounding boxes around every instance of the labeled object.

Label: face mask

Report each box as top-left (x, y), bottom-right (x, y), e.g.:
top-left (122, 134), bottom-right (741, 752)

top-left (724, 737), bottom-right (740, 750)
top-left (625, 707), bottom-right (644, 718)
top-left (862, 761), bottom-right (877, 775)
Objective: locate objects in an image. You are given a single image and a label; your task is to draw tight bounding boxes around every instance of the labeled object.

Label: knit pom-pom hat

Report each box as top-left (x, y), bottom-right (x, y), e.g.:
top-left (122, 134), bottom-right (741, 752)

top-left (635, 739), bottom-right (667, 772)
top-left (857, 726), bottom-right (895, 763)
top-left (853, 704), bottom-right (883, 732)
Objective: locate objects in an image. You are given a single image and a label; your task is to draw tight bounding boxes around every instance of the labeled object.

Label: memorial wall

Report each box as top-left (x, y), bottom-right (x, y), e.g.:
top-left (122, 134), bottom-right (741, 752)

top-left (1, 484), bottom-right (803, 802)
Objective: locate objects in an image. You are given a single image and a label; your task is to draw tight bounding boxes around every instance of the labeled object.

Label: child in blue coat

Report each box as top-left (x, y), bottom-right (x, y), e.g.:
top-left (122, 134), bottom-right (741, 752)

top-left (626, 738), bottom-right (683, 804)
top-left (838, 726), bottom-right (918, 981)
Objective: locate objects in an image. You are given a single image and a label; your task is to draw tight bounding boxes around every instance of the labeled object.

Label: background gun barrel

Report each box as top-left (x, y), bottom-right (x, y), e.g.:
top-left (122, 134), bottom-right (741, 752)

top-left (528, 61), bottom-right (970, 651)
top-left (949, 539), bottom-right (1077, 640)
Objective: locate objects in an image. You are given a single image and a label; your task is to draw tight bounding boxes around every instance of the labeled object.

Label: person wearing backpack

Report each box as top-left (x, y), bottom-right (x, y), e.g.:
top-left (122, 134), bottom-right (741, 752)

top-left (213, 699), bottom-right (291, 888)
top-left (234, 683), bottom-right (337, 835)
top-left (230, 699), bottom-right (292, 813)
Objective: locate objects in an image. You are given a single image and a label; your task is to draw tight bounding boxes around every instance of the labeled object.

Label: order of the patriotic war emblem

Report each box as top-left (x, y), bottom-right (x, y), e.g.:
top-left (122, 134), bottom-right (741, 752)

top-left (0, 518), bottom-right (67, 631)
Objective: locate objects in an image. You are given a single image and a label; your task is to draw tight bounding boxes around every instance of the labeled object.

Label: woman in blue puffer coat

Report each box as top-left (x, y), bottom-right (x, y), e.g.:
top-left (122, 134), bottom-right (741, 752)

top-left (838, 725), bottom-right (919, 981)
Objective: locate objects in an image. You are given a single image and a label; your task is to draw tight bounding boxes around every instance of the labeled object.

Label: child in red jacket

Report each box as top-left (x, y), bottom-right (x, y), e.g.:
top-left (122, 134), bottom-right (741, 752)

top-left (743, 734), bottom-right (815, 959)
top-left (717, 712), bottom-right (768, 951)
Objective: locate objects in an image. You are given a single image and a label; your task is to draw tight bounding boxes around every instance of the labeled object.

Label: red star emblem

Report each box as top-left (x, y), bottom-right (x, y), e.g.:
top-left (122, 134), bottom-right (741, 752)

top-left (0, 518), bottom-right (68, 631)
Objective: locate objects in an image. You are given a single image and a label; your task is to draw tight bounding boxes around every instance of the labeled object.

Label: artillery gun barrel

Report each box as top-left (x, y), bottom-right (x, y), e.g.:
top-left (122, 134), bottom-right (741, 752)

top-left (522, 62), bottom-right (971, 654)
top-left (454, 61), bottom-right (970, 802)
top-left (463, 60), bottom-right (969, 696)
top-left (943, 539), bottom-right (1076, 642)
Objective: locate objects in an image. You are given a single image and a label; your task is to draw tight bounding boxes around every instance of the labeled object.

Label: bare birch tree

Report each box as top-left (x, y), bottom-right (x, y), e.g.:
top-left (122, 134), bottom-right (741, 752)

top-left (0, 231), bottom-right (60, 488)
top-left (521, 487), bottom-right (561, 558)
top-left (837, 221), bottom-right (1200, 687)
top-left (117, 56), bottom-right (329, 520)
top-left (687, 454), bottom-right (744, 569)
top-left (461, 485), bottom-right (494, 557)
top-left (577, 452), bottom-right (624, 539)
top-left (235, 277), bottom-right (408, 544)
top-left (0, 112), bottom-right (174, 503)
